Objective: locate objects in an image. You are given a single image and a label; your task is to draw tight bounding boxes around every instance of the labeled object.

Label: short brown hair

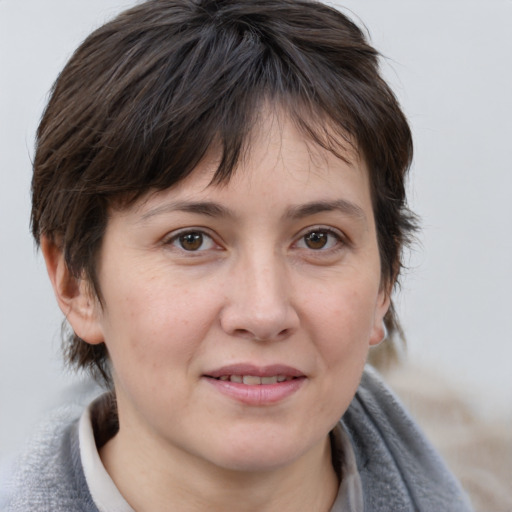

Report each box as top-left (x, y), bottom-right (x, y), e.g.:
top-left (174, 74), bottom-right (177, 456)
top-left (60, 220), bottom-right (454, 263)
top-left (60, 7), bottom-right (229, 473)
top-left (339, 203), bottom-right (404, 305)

top-left (31, 0), bottom-right (417, 386)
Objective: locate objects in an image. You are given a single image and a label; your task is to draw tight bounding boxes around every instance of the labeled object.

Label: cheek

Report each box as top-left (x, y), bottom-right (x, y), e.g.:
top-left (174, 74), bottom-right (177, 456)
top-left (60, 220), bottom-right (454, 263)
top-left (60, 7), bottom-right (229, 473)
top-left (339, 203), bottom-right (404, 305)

top-left (302, 278), bottom-right (380, 364)
top-left (99, 271), bottom-right (221, 377)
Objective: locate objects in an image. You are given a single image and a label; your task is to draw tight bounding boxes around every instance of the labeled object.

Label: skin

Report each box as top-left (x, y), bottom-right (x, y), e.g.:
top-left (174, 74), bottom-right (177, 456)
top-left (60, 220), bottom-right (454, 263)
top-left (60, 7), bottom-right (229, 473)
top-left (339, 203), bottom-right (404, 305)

top-left (43, 109), bottom-right (390, 512)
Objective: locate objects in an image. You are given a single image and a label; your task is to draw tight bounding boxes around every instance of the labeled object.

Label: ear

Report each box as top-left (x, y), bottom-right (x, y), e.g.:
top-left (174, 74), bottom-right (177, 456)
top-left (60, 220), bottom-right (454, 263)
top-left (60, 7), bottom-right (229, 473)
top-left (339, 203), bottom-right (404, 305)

top-left (369, 287), bottom-right (391, 347)
top-left (41, 236), bottom-right (104, 345)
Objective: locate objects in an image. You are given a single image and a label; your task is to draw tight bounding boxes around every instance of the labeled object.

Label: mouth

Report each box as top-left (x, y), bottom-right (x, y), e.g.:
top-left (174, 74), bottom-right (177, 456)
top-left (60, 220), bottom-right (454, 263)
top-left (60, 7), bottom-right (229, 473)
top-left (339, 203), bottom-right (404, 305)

top-left (204, 364), bottom-right (304, 383)
top-left (203, 364), bottom-right (305, 404)
top-left (210, 374), bottom-right (298, 385)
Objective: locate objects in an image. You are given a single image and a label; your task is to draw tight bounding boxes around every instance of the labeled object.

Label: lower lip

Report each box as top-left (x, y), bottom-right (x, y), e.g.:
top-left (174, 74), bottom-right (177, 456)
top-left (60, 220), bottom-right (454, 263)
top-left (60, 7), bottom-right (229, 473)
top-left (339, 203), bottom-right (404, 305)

top-left (204, 377), bottom-right (306, 405)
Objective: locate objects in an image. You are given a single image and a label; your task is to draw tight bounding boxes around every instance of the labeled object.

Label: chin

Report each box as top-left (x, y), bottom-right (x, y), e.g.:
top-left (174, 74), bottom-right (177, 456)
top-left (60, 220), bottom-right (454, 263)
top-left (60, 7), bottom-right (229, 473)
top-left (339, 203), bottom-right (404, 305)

top-left (205, 432), bottom-right (314, 473)
top-left (214, 452), bottom-right (300, 473)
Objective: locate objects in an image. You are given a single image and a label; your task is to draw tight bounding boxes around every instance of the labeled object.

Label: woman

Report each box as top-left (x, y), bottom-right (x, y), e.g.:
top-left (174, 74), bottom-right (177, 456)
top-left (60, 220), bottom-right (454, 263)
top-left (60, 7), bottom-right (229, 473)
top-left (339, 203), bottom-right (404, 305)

top-left (4, 0), bottom-right (473, 510)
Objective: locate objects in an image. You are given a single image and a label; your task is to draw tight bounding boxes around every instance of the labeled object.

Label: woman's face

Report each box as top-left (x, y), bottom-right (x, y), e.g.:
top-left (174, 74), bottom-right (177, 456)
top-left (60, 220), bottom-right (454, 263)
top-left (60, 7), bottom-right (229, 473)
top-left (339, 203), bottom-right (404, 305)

top-left (84, 111), bottom-right (389, 473)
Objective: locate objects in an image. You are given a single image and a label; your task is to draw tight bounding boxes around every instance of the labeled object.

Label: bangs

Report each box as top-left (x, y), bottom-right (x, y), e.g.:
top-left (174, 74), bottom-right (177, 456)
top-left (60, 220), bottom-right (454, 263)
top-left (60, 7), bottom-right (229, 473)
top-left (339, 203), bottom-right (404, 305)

top-left (40, 0), bottom-right (393, 209)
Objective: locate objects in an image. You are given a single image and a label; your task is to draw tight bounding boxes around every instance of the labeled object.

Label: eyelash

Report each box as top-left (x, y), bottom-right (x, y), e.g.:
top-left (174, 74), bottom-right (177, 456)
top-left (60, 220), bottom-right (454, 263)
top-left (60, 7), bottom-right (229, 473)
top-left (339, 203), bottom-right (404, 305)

top-left (163, 226), bottom-right (346, 254)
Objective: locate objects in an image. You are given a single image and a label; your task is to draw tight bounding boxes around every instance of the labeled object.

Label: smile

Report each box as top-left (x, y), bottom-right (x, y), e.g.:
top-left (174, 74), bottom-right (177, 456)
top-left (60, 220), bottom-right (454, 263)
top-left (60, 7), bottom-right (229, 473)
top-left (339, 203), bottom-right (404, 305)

top-left (203, 365), bottom-right (306, 405)
top-left (214, 375), bottom-right (296, 385)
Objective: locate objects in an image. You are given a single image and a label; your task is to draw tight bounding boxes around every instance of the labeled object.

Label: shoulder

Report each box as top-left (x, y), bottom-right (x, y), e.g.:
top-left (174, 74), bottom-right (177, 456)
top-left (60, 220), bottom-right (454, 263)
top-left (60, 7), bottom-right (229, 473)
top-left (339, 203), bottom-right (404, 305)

top-left (342, 365), bottom-right (474, 512)
top-left (2, 391), bottom-right (101, 512)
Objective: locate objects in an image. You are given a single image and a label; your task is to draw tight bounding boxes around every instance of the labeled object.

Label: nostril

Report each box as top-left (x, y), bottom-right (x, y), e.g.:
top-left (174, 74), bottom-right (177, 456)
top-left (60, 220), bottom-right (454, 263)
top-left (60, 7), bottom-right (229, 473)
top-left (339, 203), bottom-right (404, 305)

top-left (276, 328), bottom-right (291, 339)
top-left (232, 328), bottom-right (291, 342)
top-left (233, 328), bottom-right (252, 338)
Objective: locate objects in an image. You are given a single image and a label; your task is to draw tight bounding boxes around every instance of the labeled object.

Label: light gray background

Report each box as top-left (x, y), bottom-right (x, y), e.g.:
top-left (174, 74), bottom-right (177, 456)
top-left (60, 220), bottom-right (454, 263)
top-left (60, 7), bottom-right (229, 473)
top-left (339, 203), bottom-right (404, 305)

top-left (1, 0), bottom-right (511, 459)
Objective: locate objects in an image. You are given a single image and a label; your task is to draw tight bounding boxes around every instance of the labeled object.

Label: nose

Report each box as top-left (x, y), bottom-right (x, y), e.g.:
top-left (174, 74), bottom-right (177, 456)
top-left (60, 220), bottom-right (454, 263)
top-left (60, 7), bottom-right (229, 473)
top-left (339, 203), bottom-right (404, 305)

top-left (219, 252), bottom-right (299, 342)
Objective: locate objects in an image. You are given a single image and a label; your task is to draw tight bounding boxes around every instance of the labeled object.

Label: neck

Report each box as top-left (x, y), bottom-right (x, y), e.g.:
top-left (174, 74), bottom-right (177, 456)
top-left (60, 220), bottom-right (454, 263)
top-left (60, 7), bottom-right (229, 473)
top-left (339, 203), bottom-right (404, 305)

top-left (100, 420), bottom-right (339, 512)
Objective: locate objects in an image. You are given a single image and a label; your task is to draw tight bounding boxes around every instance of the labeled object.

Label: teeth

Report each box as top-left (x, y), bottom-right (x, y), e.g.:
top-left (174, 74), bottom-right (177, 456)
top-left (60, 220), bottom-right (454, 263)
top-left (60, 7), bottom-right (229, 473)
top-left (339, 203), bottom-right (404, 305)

top-left (243, 375), bottom-right (261, 385)
top-left (216, 375), bottom-right (295, 384)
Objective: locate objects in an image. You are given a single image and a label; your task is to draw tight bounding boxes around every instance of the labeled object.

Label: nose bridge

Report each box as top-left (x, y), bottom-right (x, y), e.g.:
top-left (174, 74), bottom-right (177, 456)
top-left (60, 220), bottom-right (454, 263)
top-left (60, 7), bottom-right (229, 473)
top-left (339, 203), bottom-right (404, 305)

top-left (244, 246), bottom-right (284, 309)
top-left (220, 243), bottom-right (298, 340)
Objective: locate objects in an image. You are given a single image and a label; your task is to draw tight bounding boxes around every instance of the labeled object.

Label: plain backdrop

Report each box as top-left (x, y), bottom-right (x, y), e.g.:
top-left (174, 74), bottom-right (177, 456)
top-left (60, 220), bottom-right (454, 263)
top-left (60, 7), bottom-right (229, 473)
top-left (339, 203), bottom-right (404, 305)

top-left (1, 0), bottom-right (511, 459)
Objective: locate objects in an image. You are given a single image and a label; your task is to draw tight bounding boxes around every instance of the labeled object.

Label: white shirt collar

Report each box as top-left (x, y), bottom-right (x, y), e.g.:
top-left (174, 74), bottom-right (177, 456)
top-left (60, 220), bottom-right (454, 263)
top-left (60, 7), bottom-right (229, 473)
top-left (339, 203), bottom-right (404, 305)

top-left (78, 400), bottom-right (134, 512)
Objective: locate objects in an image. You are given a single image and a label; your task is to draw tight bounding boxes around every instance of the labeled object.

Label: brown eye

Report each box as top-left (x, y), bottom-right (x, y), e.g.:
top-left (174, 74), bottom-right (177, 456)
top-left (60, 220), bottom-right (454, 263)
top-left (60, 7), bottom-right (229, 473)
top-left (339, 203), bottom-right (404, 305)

top-left (296, 229), bottom-right (342, 252)
top-left (167, 230), bottom-right (217, 253)
top-left (303, 231), bottom-right (329, 250)
top-left (178, 232), bottom-right (204, 251)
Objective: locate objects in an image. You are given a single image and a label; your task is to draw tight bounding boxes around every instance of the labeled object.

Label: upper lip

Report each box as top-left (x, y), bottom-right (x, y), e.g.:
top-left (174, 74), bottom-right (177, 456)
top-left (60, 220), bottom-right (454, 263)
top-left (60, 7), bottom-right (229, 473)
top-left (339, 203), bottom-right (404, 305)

top-left (204, 364), bottom-right (305, 379)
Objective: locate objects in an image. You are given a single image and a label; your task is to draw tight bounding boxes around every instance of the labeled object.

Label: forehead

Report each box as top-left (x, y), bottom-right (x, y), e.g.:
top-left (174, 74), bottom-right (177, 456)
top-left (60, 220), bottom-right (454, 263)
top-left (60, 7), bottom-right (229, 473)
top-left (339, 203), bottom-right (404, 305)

top-left (119, 110), bottom-right (373, 231)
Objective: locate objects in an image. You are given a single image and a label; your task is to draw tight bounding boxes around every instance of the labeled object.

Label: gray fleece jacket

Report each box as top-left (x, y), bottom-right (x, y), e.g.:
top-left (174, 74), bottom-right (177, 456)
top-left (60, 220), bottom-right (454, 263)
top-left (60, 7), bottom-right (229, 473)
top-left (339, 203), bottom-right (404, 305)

top-left (1, 367), bottom-right (473, 511)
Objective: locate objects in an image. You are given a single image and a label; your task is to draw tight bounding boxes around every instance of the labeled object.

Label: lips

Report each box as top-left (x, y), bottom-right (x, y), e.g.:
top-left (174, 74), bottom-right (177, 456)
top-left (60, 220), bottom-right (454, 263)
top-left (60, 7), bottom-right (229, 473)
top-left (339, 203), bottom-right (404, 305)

top-left (204, 364), bottom-right (304, 382)
top-left (203, 364), bottom-right (306, 405)
top-left (215, 375), bottom-right (294, 384)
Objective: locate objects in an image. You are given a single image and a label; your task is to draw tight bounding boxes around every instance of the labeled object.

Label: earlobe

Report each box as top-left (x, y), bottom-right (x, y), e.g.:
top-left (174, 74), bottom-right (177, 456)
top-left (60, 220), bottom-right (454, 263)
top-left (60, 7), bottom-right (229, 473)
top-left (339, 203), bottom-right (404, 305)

top-left (41, 236), bottom-right (104, 345)
top-left (369, 290), bottom-right (391, 347)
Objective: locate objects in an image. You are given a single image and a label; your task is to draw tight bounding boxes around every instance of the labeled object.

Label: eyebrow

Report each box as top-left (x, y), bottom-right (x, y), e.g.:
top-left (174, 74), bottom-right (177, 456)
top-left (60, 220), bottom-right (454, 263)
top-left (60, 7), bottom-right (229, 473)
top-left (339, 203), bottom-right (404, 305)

top-left (284, 199), bottom-right (367, 223)
top-left (138, 198), bottom-right (367, 224)
top-left (138, 201), bottom-right (232, 222)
